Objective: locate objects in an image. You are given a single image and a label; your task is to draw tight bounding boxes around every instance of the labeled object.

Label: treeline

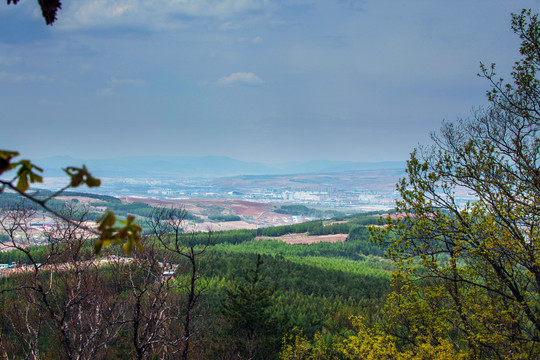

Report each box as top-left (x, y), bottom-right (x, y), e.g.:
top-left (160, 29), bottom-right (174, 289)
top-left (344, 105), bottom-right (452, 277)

top-left (0, 215), bottom-right (387, 264)
top-left (208, 214), bottom-right (242, 222)
top-left (182, 219), bottom-right (386, 257)
top-left (91, 200), bottom-right (203, 223)
top-left (0, 190), bottom-right (119, 206)
top-left (0, 241), bottom-right (96, 264)
top-left (333, 210), bottom-right (390, 224)
top-left (275, 204), bottom-right (344, 218)
top-left (0, 192), bottom-right (65, 211)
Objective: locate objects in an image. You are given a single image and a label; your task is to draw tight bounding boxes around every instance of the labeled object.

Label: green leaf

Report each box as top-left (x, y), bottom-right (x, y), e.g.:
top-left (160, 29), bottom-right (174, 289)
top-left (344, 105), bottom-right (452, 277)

top-left (63, 165), bottom-right (101, 188)
top-left (95, 210), bottom-right (142, 255)
top-left (16, 173), bottom-right (29, 192)
top-left (13, 160), bottom-right (43, 192)
top-left (94, 239), bottom-right (103, 254)
top-left (0, 150), bottom-right (19, 175)
top-left (97, 211), bottom-right (116, 232)
top-left (0, 150), bottom-right (19, 160)
top-left (123, 240), bottom-right (134, 255)
top-left (136, 239), bottom-right (144, 252)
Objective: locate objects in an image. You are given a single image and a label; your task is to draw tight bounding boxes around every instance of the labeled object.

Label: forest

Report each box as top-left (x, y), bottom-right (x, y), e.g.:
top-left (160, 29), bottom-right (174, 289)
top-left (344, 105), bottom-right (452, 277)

top-left (0, 204), bottom-right (390, 359)
top-left (274, 205), bottom-right (344, 219)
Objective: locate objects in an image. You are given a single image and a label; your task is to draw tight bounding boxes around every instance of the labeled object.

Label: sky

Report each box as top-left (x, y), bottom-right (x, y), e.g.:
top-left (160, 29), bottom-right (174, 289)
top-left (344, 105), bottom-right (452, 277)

top-left (1, 0), bottom-right (538, 163)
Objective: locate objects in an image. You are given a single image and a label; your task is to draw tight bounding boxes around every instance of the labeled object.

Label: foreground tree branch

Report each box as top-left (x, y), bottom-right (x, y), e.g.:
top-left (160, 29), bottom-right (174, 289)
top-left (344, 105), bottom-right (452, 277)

top-left (0, 150), bottom-right (142, 255)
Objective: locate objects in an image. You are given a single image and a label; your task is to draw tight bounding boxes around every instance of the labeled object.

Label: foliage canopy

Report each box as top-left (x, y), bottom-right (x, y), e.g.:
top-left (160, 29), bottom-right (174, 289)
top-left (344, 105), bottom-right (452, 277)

top-left (281, 9), bottom-right (540, 360)
top-left (369, 9), bottom-right (540, 359)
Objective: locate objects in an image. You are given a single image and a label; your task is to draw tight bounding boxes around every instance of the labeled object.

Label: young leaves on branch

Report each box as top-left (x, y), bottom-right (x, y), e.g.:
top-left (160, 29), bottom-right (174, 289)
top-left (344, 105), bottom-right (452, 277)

top-left (95, 211), bottom-right (143, 255)
top-left (0, 150), bottom-right (20, 175)
top-left (64, 165), bottom-right (101, 188)
top-left (1, 150), bottom-right (43, 192)
top-left (1, 149), bottom-right (142, 255)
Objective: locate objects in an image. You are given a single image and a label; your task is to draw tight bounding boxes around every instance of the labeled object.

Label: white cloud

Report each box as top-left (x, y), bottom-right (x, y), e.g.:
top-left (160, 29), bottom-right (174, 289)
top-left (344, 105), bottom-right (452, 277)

top-left (108, 4), bottom-right (131, 17)
top-left (74, 0), bottom-right (133, 21)
top-left (215, 72), bottom-right (264, 86)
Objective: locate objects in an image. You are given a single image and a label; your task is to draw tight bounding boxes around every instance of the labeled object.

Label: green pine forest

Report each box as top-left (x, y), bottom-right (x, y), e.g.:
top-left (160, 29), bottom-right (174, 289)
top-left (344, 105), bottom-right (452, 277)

top-left (0, 199), bottom-right (391, 359)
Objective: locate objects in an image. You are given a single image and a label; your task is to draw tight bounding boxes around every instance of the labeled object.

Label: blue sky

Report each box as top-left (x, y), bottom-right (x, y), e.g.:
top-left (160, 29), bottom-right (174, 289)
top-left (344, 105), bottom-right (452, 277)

top-left (1, 0), bottom-right (538, 163)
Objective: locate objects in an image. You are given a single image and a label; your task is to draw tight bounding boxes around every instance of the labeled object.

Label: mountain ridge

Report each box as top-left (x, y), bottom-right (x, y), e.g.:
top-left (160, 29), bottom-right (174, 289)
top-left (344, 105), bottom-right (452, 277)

top-left (35, 155), bottom-right (406, 179)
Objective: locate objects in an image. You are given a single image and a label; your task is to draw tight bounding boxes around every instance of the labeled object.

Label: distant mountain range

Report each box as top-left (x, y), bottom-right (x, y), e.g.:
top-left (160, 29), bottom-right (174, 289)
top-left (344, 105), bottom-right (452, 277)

top-left (35, 155), bottom-right (406, 179)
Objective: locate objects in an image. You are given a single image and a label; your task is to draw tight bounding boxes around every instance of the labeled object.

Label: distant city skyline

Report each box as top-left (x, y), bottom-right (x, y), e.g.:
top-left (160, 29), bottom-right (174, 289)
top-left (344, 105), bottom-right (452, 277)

top-left (1, 1), bottom-right (538, 163)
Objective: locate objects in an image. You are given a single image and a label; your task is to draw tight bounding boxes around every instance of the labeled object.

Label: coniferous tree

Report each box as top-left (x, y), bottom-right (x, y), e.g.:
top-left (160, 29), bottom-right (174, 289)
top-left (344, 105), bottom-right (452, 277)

top-left (221, 254), bottom-right (282, 359)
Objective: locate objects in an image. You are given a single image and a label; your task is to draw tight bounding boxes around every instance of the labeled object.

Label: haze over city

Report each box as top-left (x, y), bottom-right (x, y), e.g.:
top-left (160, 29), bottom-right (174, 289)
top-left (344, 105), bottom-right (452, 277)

top-left (1, 0), bottom-right (538, 163)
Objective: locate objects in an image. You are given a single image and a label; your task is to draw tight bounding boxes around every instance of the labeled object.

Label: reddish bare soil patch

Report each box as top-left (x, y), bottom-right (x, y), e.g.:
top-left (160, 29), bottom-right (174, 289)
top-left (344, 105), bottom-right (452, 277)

top-left (255, 233), bottom-right (347, 245)
top-left (230, 202), bottom-right (269, 217)
top-left (121, 197), bottom-right (275, 218)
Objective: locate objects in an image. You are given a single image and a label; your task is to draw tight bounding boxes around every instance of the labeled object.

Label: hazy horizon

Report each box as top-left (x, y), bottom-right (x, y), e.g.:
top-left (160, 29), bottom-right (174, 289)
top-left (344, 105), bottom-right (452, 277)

top-left (33, 153), bottom-right (407, 165)
top-left (28, 154), bottom-right (406, 180)
top-left (2, 1), bottom-right (538, 163)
